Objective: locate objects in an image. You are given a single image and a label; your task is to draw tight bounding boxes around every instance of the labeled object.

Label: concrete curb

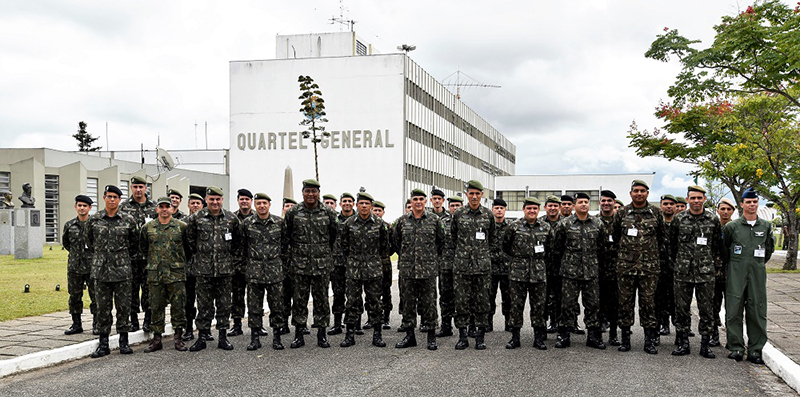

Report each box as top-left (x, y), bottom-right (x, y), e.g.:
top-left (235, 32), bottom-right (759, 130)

top-left (764, 342), bottom-right (800, 394)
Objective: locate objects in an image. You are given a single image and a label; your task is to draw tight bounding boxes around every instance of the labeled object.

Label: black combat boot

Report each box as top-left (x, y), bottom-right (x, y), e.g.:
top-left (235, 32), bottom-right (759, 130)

top-left (272, 328), bottom-right (284, 350)
top-left (142, 310), bottom-right (152, 333)
top-left (355, 315), bottom-right (364, 335)
top-left (475, 328), bottom-right (486, 350)
top-left (505, 327), bottom-right (521, 349)
top-left (699, 335), bottom-right (715, 359)
top-left (586, 328), bottom-right (606, 350)
top-left (728, 350), bottom-right (744, 361)
top-left (341, 325), bottom-right (356, 347)
top-left (533, 327), bottom-right (547, 350)
top-left (671, 331), bottom-right (690, 356)
top-left (317, 328), bottom-right (330, 348)
top-left (654, 332), bottom-right (661, 347)
top-left (555, 327), bottom-right (570, 348)
top-left (201, 329), bottom-right (214, 341)
top-left (246, 328), bottom-right (261, 351)
top-left (397, 324), bottom-right (409, 333)
top-left (643, 328), bottom-right (658, 355)
top-left (608, 324), bottom-right (620, 346)
top-left (174, 329), bottom-right (187, 351)
top-left (426, 330), bottom-right (437, 350)
top-left (468, 317), bottom-right (477, 338)
top-left (290, 327), bottom-right (305, 348)
top-left (382, 311), bottom-right (391, 330)
top-left (279, 324), bottom-right (291, 335)
top-left (189, 331), bottom-right (207, 351)
top-left (572, 322), bottom-right (585, 335)
top-left (363, 318), bottom-right (372, 330)
top-left (395, 329), bottom-right (417, 348)
top-left (218, 330), bottom-right (234, 350)
top-left (91, 334), bottom-right (111, 358)
top-left (130, 312), bottom-right (140, 332)
top-left (436, 317), bottom-right (453, 337)
top-left (257, 327), bottom-right (268, 336)
top-left (65, 313), bottom-right (83, 335)
top-left (659, 316), bottom-right (671, 335)
top-left (144, 333), bottom-right (163, 353)
top-left (455, 328), bottom-right (469, 350)
top-left (328, 314), bottom-right (343, 335)
top-left (119, 332), bottom-right (133, 354)
top-left (228, 318), bottom-right (243, 336)
top-left (618, 327), bottom-right (632, 352)
top-left (709, 327), bottom-right (721, 347)
top-left (302, 325), bottom-right (311, 335)
top-left (373, 324), bottom-right (386, 347)
top-left (183, 322), bottom-right (195, 341)
top-left (546, 321), bottom-right (557, 334)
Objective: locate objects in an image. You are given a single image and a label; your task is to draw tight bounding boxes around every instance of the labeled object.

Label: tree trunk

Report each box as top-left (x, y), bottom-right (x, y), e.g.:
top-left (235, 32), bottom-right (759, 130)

top-left (313, 141), bottom-right (320, 182)
top-left (783, 212), bottom-right (798, 271)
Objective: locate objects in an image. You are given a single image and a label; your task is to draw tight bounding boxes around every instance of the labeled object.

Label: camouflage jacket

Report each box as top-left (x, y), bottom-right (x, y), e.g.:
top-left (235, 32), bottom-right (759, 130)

top-left (242, 214), bottom-right (286, 284)
top-left (62, 217), bottom-right (93, 274)
top-left (393, 210), bottom-right (444, 279)
top-left (173, 209), bottom-right (186, 220)
top-left (332, 211), bottom-right (356, 264)
top-left (283, 201), bottom-right (338, 276)
top-left (553, 214), bottom-right (606, 280)
top-left (660, 220), bottom-right (674, 273)
top-left (341, 213), bottom-right (390, 280)
top-left (612, 203), bottom-right (666, 276)
top-left (185, 208), bottom-right (241, 277)
top-left (140, 218), bottom-right (189, 284)
top-left (119, 197), bottom-right (157, 260)
top-left (451, 205), bottom-right (497, 275)
top-left (543, 216), bottom-right (562, 273)
top-left (437, 210), bottom-right (455, 270)
top-left (670, 210), bottom-right (723, 283)
top-left (596, 214), bottom-right (617, 278)
top-left (232, 209), bottom-right (254, 272)
top-left (380, 218), bottom-right (395, 266)
top-left (502, 217), bottom-right (551, 283)
top-left (491, 218), bottom-right (511, 275)
top-left (87, 210), bottom-right (139, 282)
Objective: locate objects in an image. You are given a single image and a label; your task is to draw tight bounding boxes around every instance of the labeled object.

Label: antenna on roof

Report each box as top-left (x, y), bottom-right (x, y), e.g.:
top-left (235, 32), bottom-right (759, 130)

top-left (442, 70), bottom-right (500, 100)
top-left (330, 0), bottom-right (355, 32)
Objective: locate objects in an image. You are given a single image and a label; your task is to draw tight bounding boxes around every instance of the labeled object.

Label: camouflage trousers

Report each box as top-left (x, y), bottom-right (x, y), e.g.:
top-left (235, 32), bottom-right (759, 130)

top-left (95, 279), bottom-right (132, 334)
top-left (381, 262), bottom-right (393, 315)
top-left (399, 277), bottom-right (438, 330)
top-left (655, 270), bottom-right (674, 325)
top-left (345, 277), bottom-right (382, 326)
top-left (185, 275), bottom-right (197, 328)
top-left (330, 263), bottom-right (346, 316)
top-left (131, 259), bottom-right (150, 315)
top-left (713, 277), bottom-right (726, 327)
top-left (282, 276), bottom-right (294, 325)
top-left (67, 272), bottom-right (96, 315)
top-left (546, 272), bottom-right (562, 326)
top-left (454, 273), bottom-right (490, 329)
top-left (508, 280), bottom-right (547, 328)
top-left (292, 273), bottom-right (331, 328)
top-left (674, 281), bottom-right (714, 336)
top-left (438, 269), bottom-right (455, 322)
top-left (230, 268), bottom-right (247, 320)
top-left (195, 276), bottom-right (231, 331)
top-left (560, 277), bottom-right (600, 329)
top-left (618, 274), bottom-right (658, 329)
top-left (149, 281), bottom-right (186, 334)
top-left (247, 281), bottom-right (284, 330)
top-left (598, 273), bottom-right (618, 326)
top-left (490, 274), bottom-right (510, 327)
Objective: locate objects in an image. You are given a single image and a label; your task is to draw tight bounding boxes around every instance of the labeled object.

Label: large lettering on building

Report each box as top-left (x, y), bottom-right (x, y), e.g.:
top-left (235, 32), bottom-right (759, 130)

top-left (236, 130), bottom-right (394, 151)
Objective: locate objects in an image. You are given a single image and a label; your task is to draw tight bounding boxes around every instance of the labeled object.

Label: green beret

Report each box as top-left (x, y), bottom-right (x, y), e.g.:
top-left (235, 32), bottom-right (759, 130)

top-left (156, 196), bottom-right (172, 206)
top-left (254, 192), bottom-right (271, 201)
top-left (447, 196), bottom-right (463, 203)
top-left (687, 185), bottom-right (706, 194)
top-left (340, 192), bottom-right (354, 200)
top-left (283, 197), bottom-right (297, 204)
top-left (660, 194), bottom-right (676, 203)
top-left (545, 195), bottom-right (561, 204)
top-left (373, 201), bottom-right (385, 209)
top-left (302, 179), bottom-right (320, 189)
top-left (206, 186), bottom-right (224, 196)
top-left (130, 176), bottom-right (147, 185)
top-left (411, 189), bottom-right (427, 198)
top-left (356, 192), bottom-right (374, 202)
top-left (323, 194), bottom-right (337, 202)
top-left (466, 180), bottom-right (484, 191)
top-left (188, 193), bottom-right (203, 201)
top-left (631, 179), bottom-right (649, 190)
top-left (676, 196), bottom-right (687, 204)
top-left (523, 197), bottom-right (541, 207)
top-left (167, 189), bottom-right (182, 198)
top-left (615, 199), bottom-right (624, 206)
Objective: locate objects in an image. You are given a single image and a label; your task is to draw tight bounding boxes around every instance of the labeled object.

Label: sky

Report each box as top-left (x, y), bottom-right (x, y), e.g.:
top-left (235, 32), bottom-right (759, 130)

top-left (0, 0), bottom-right (774, 199)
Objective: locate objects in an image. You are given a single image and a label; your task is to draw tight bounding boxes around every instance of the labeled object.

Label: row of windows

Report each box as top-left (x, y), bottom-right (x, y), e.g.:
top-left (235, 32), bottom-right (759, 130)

top-left (45, 175), bottom-right (59, 242)
top-left (405, 164), bottom-right (494, 199)
top-left (406, 121), bottom-right (509, 177)
top-left (497, 190), bottom-right (601, 212)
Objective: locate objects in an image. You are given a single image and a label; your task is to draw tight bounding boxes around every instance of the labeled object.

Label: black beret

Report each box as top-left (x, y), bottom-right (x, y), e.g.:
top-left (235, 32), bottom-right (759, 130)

top-left (574, 192), bottom-right (590, 201)
top-left (560, 195), bottom-right (574, 203)
top-left (104, 185), bottom-right (123, 197)
top-left (237, 189), bottom-right (253, 199)
top-left (600, 190), bottom-right (616, 199)
top-left (492, 198), bottom-right (507, 207)
top-left (431, 188), bottom-right (445, 198)
top-left (75, 195), bottom-right (93, 205)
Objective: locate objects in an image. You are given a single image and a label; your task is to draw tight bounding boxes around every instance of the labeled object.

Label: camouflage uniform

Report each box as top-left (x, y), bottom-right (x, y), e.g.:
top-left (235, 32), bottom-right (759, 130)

top-left (242, 214), bottom-right (286, 330)
top-left (503, 218), bottom-right (551, 329)
top-left (331, 211), bottom-right (355, 319)
top-left (140, 218), bottom-right (189, 334)
top-left (63, 217), bottom-right (96, 316)
top-left (393, 210), bottom-right (444, 330)
top-left (342, 213), bottom-right (390, 326)
top-left (655, 221), bottom-right (675, 332)
top-left (451, 205), bottom-right (496, 329)
top-left (87, 209), bottom-right (139, 334)
top-left (283, 202), bottom-right (338, 328)
top-left (380, 218), bottom-right (395, 322)
top-left (185, 208), bottom-right (241, 331)
top-left (490, 218), bottom-right (511, 329)
top-left (543, 216), bottom-right (562, 328)
top-left (231, 210), bottom-right (254, 326)
top-left (435, 210), bottom-right (455, 329)
top-left (120, 197), bottom-right (157, 321)
top-left (173, 209), bottom-right (186, 220)
top-left (596, 214), bottom-right (618, 333)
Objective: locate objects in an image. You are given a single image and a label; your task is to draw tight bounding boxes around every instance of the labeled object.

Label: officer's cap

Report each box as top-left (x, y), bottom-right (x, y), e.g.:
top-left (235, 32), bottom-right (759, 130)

top-left (254, 193), bottom-right (271, 201)
top-left (742, 188), bottom-right (758, 200)
top-left (431, 188), bottom-right (445, 198)
top-left (545, 195), bottom-right (561, 204)
top-left (600, 190), bottom-right (616, 199)
top-left (104, 185), bottom-right (122, 197)
top-left (631, 179), bottom-right (650, 190)
top-left (302, 179), bottom-right (321, 189)
top-left (410, 189), bottom-right (427, 198)
top-left (675, 196), bottom-right (687, 204)
top-left (523, 197), bottom-right (542, 207)
top-left (340, 192), bottom-right (355, 201)
top-left (373, 201), bottom-right (386, 209)
top-left (448, 196), bottom-right (464, 203)
top-left (75, 195), bottom-right (93, 205)
top-left (206, 186), bottom-right (224, 197)
top-left (130, 176), bottom-right (147, 186)
top-left (156, 196), bottom-right (172, 206)
top-left (188, 193), bottom-right (204, 202)
top-left (237, 188), bottom-right (253, 199)
top-left (687, 185), bottom-right (706, 195)
top-left (574, 192), bottom-right (590, 201)
top-left (660, 194), bottom-right (677, 203)
top-left (492, 198), bottom-right (507, 208)
top-left (560, 195), bottom-right (574, 203)
top-left (357, 192), bottom-right (374, 202)
top-left (323, 194), bottom-right (337, 202)
top-left (466, 180), bottom-right (484, 191)
top-left (168, 189), bottom-right (182, 198)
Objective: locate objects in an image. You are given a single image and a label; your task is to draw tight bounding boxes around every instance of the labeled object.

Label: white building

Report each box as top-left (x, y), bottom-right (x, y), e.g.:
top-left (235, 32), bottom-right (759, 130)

top-left (229, 32), bottom-right (515, 220)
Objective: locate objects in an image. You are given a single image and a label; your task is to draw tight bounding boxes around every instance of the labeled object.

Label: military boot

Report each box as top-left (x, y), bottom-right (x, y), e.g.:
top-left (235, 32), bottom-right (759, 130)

top-left (247, 328), bottom-right (262, 351)
top-left (373, 324), bottom-right (387, 347)
top-left (189, 331), bottom-right (207, 351)
top-left (355, 316), bottom-right (364, 335)
top-left (201, 329), bottom-right (215, 341)
top-left (475, 328), bottom-right (486, 350)
top-left (119, 332), bottom-right (133, 354)
top-left (455, 328), bottom-right (469, 350)
top-left (395, 329), bottom-right (417, 348)
top-left (317, 328), bottom-right (331, 348)
top-left (218, 330), bottom-right (234, 350)
top-left (130, 312), bottom-right (140, 332)
top-left (643, 328), bottom-right (658, 355)
top-left (363, 318), bottom-right (372, 330)
top-left (546, 321), bottom-right (557, 334)
top-left (341, 325), bottom-right (356, 347)
top-left (91, 334), bottom-right (111, 358)
top-left (328, 314), bottom-right (343, 335)
top-left (671, 331), bottom-right (690, 356)
top-left (279, 324), bottom-right (291, 335)
top-left (468, 317), bottom-right (477, 338)
top-left (436, 317), bottom-right (453, 337)
top-left (533, 327), bottom-right (547, 350)
top-left (302, 325), bottom-right (311, 335)
top-left (64, 313), bottom-right (83, 335)
top-left (228, 318), bottom-right (243, 336)
top-left (699, 335), bottom-right (715, 359)
top-left (257, 327), bottom-right (268, 337)
top-left (426, 330), bottom-right (437, 350)
top-left (572, 322), bottom-right (585, 335)
top-left (397, 324), bottom-right (409, 333)
top-left (608, 325), bottom-right (620, 346)
top-left (144, 333), bottom-right (163, 353)
top-left (654, 333), bottom-right (661, 347)
top-left (272, 328), bottom-right (284, 350)
top-left (618, 327), bottom-right (632, 352)
top-left (382, 311), bottom-right (391, 330)
top-left (555, 327), bottom-right (571, 348)
top-left (174, 329), bottom-right (187, 351)
top-left (290, 327), bottom-right (305, 348)
top-left (728, 350), bottom-right (744, 361)
top-left (142, 310), bottom-right (152, 333)
top-left (183, 322), bottom-right (195, 341)
top-left (709, 327), bottom-right (721, 347)
top-left (659, 316), bottom-right (671, 335)
top-left (505, 327), bottom-right (521, 349)
top-left (586, 328), bottom-right (606, 350)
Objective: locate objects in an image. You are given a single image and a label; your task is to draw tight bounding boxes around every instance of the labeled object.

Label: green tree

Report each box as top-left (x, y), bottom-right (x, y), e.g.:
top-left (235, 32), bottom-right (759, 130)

top-left (73, 121), bottom-right (101, 152)
top-left (298, 75), bottom-right (329, 182)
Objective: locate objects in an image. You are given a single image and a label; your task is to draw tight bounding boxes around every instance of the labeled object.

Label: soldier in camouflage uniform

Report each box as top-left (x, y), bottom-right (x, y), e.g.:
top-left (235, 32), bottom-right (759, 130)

top-left (612, 179), bottom-right (666, 354)
top-left (656, 194), bottom-right (678, 341)
top-left (542, 195), bottom-right (562, 334)
top-left (596, 190), bottom-right (620, 346)
top-left (229, 188), bottom-right (255, 337)
top-left (169, 189), bottom-right (186, 220)
top-left (614, 199), bottom-right (624, 212)
top-left (372, 201), bottom-right (395, 329)
top-left (140, 197), bottom-right (190, 353)
top-left (552, 193), bottom-right (607, 350)
top-left (323, 193), bottom-right (337, 210)
top-left (182, 193), bottom-right (204, 342)
top-left (87, 185), bottom-right (139, 358)
top-left (669, 186), bottom-right (723, 359)
top-left (675, 196), bottom-right (687, 213)
top-left (503, 197), bottom-right (551, 350)
top-left (490, 198), bottom-right (511, 333)
top-left (711, 198), bottom-right (736, 347)
top-left (451, 180), bottom-right (496, 350)
top-left (435, 195), bottom-right (460, 338)
top-left (241, 193), bottom-right (286, 351)
top-left (280, 197), bottom-right (301, 336)
top-left (283, 179), bottom-right (338, 348)
top-left (63, 195), bottom-right (97, 335)
top-left (119, 176), bottom-right (157, 333)
top-left (393, 189), bottom-right (444, 350)
top-left (329, 192), bottom-right (355, 336)
top-left (185, 186), bottom-right (241, 351)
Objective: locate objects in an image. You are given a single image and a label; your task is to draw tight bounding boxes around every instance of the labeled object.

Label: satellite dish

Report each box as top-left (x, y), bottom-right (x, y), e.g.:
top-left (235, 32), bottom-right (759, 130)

top-left (156, 148), bottom-right (175, 171)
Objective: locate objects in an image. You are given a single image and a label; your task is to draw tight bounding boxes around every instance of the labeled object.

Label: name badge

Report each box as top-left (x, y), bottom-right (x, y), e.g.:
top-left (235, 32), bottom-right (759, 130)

top-left (225, 232), bottom-right (233, 241)
top-left (627, 228), bottom-right (638, 237)
top-left (608, 235), bottom-right (614, 242)
top-left (696, 237), bottom-right (707, 246)
top-left (534, 244), bottom-right (545, 253)
top-left (754, 248), bottom-right (766, 258)
top-left (733, 245), bottom-right (742, 255)
top-left (476, 231), bottom-right (486, 240)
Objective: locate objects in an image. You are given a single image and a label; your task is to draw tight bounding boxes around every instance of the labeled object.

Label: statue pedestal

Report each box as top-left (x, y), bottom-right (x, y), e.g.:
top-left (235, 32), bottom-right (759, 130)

top-left (0, 209), bottom-right (13, 255)
top-left (14, 209), bottom-right (42, 259)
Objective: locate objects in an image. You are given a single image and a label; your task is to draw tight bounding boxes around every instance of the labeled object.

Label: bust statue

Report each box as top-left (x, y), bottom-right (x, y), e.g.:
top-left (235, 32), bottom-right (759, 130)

top-left (0, 191), bottom-right (13, 209)
top-left (19, 183), bottom-right (35, 208)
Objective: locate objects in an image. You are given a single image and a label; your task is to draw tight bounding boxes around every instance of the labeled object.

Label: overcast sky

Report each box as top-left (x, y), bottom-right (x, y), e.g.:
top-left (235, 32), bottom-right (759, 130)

top-left (0, 0), bottom-right (772, 199)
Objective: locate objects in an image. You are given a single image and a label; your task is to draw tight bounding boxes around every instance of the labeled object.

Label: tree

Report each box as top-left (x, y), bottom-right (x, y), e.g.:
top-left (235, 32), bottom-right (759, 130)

top-left (298, 75), bottom-right (329, 182)
top-left (73, 121), bottom-right (102, 152)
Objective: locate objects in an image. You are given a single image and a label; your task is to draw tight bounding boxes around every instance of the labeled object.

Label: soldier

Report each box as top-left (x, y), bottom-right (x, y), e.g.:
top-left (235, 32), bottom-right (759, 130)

top-left (448, 196), bottom-right (463, 213)
top-left (597, 190), bottom-right (620, 346)
top-left (723, 188), bottom-right (773, 364)
top-left (451, 180), bottom-right (496, 350)
top-left (710, 198), bottom-right (736, 347)
top-left (120, 176), bottom-right (157, 333)
top-left (430, 188), bottom-right (447, 216)
top-left (280, 196), bottom-right (300, 335)
top-left (404, 199), bottom-right (412, 214)
top-left (613, 179), bottom-right (666, 354)
top-left (614, 199), bottom-right (624, 212)
top-left (185, 186), bottom-right (240, 351)
top-left (669, 186), bottom-right (722, 359)
top-left (503, 197), bottom-right (551, 350)
top-left (182, 193), bottom-right (204, 342)
top-left (656, 194), bottom-right (678, 341)
top-left (675, 196), bottom-right (687, 213)
top-left (63, 195), bottom-right (97, 335)
top-left (282, 197), bottom-right (297, 215)
top-left (393, 189), bottom-right (444, 350)
top-left (559, 195), bottom-right (574, 217)
top-left (552, 193), bottom-right (607, 349)
top-left (490, 198), bottom-right (511, 332)
top-left (283, 179), bottom-right (338, 348)
top-left (435, 196), bottom-right (461, 338)
top-left (543, 195), bottom-right (562, 334)
top-left (329, 192), bottom-right (356, 336)
top-left (169, 189), bottom-right (186, 220)
top-left (323, 194), bottom-right (337, 211)
top-left (372, 201), bottom-right (394, 329)
top-left (241, 193), bottom-right (286, 350)
top-left (140, 197), bottom-right (190, 353)
top-left (229, 188), bottom-right (255, 337)
top-left (87, 185), bottom-right (139, 358)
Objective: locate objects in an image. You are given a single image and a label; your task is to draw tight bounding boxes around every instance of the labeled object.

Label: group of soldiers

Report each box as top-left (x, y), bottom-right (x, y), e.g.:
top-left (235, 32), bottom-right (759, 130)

top-left (61, 176), bottom-right (772, 363)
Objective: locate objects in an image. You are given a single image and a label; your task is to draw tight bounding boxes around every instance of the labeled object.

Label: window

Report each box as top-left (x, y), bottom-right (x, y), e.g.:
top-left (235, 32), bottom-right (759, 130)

top-left (0, 171), bottom-right (9, 192)
top-left (119, 181), bottom-right (129, 202)
top-left (87, 178), bottom-right (98, 214)
top-left (356, 40), bottom-right (367, 56)
top-left (45, 175), bottom-right (59, 243)
top-left (497, 191), bottom-right (526, 211)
